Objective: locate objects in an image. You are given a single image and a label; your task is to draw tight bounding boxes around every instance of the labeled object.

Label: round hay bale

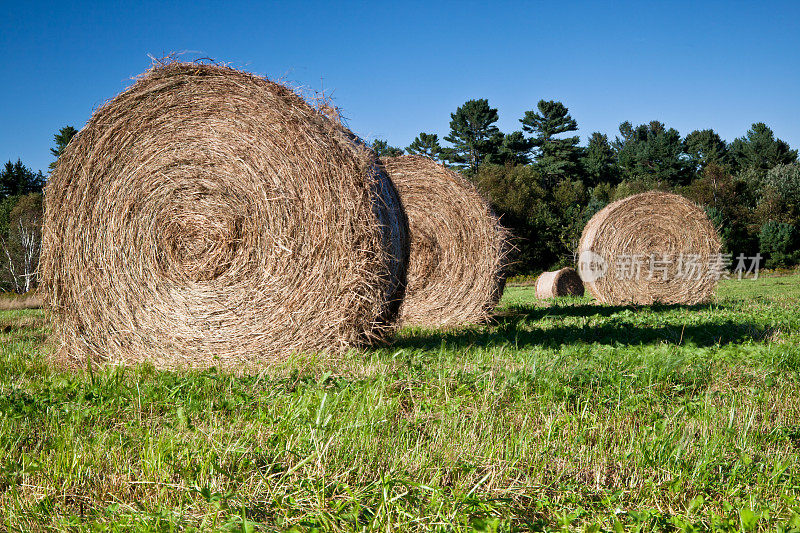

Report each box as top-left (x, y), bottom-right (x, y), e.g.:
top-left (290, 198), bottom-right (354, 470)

top-left (535, 267), bottom-right (584, 299)
top-left (379, 155), bottom-right (510, 327)
top-left (577, 191), bottom-right (721, 305)
top-left (40, 62), bottom-right (409, 370)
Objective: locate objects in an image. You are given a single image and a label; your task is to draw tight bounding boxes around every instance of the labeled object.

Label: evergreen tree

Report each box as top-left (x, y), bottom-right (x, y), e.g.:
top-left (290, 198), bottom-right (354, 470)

top-left (49, 125), bottom-right (79, 171)
top-left (0, 160), bottom-right (45, 198)
top-left (371, 139), bottom-right (404, 158)
top-left (520, 100), bottom-right (582, 187)
top-left (684, 129), bottom-right (728, 172)
top-left (581, 132), bottom-right (618, 187)
top-left (614, 121), bottom-right (690, 187)
top-left (729, 123), bottom-right (798, 173)
top-left (495, 131), bottom-right (534, 166)
top-left (406, 133), bottom-right (442, 159)
top-left (612, 121), bottom-right (635, 153)
top-left (441, 99), bottom-right (501, 174)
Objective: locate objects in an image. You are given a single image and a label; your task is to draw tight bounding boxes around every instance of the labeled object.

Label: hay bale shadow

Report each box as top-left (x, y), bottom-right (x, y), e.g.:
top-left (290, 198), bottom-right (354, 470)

top-left (392, 302), bottom-right (764, 351)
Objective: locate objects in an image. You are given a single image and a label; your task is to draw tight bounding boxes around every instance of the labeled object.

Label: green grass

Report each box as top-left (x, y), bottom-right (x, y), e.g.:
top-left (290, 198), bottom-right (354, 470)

top-left (2, 275), bottom-right (800, 531)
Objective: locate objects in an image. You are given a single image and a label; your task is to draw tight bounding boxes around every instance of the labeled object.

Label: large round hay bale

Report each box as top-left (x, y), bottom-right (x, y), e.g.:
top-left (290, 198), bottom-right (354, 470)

top-left (41, 62), bottom-right (409, 369)
top-left (577, 191), bottom-right (721, 305)
top-left (379, 155), bottom-right (510, 327)
top-left (535, 267), bottom-right (584, 299)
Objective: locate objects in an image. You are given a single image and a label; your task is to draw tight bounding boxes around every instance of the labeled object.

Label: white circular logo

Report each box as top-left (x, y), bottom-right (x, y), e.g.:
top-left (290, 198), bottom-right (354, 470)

top-left (578, 250), bottom-right (608, 282)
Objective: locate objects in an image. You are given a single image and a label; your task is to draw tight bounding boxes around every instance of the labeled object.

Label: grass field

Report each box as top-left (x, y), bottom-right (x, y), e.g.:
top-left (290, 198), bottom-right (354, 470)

top-left (2, 274), bottom-right (800, 531)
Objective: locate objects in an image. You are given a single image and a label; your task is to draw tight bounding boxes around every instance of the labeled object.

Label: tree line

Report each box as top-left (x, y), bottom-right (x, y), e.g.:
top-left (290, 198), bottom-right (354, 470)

top-left (373, 99), bottom-right (800, 273)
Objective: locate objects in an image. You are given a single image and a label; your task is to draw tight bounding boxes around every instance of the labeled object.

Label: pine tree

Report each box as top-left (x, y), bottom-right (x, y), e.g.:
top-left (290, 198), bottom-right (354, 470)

top-left (494, 131), bottom-right (534, 166)
top-left (372, 139), bottom-right (404, 158)
top-left (441, 99), bottom-right (501, 174)
top-left (406, 133), bottom-right (442, 159)
top-left (581, 132), bottom-right (618, 187)
top-left (729, 123), bottom-right (797, 173)
top-left (520, 100), bottom-right (582, 187)
top-left (614, 121), bottom-right (690, 187)
top-left (684, 129), bottom-right (729, 172)
top-left (1, 160), bottom-right (45, 198)
top-left (49, 125), bottom-right (78, 171)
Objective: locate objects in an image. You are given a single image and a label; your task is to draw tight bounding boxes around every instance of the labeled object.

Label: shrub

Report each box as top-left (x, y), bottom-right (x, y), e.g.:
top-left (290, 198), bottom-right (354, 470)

top-left (759, 221), bottom-right (799, 267)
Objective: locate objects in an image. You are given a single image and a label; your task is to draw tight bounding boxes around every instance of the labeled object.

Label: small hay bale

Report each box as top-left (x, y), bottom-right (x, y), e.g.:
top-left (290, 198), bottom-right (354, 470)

top-left (40, 62), bottom-right (409, 370)
top-left (379, 155), bottom-right (510, 327)
top-left (535, 267), bottom-right (584, 299)
top-left (0, 292), bottom-right (43, 311)
top-left (577, 191), bottom-right (721, 305)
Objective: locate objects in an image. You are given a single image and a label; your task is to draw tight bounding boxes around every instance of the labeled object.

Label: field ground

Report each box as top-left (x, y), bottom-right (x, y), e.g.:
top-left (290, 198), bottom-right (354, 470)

top-left (2, 274), bottom-right (800, 531)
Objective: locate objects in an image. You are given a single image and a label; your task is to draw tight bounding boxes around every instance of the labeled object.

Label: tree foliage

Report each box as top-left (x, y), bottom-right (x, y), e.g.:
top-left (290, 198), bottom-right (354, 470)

top-left (759, 221), bottom-right (799, 268)
top-left (581, 132), bottom-right (617, 188)
top-left (4, 105), bottom-right (800, 292)
top-left (614, 121), bottom-right (690, 187)
top-left (521, 100), bottom-right (582, 186)
top-left (441, 99), bottom-right (501, 174)
top-left (49, 125), bottom-right (79, 171)
top-left (1, 160), bottom-right (45, 198)
top-left (406, 133), bottom-right (442, 159)
top-left (372, 139), bottom-right (404, 158)
top-left (684, 129), bottom-right (728, 171)
top-left (729, 123), bottom-right (798, 174)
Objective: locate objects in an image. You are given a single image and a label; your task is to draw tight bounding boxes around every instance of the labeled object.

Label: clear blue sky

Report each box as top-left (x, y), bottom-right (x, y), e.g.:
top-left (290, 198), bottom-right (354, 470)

top-left (2, 0), bottom-right (799, 173)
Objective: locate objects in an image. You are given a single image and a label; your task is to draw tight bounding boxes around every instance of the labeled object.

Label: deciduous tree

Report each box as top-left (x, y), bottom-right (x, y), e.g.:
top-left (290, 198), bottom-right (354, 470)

top-left (0, 193), bottom-right (42, 293)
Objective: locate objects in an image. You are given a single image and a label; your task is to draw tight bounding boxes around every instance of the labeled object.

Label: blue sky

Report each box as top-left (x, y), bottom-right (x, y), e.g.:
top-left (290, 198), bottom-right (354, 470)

top-left (2, 0), bottom-right (799, 173)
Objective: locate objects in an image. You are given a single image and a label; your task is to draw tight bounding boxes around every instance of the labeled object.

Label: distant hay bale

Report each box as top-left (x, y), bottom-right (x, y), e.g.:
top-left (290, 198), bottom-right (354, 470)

top-left (379, 155), bottom-right (510, 327)
top-left (40, 62), bottom-right (409, 370)
top-left (578, 191), bottom-right (721, 305)
top-left (535, 267), bottom-right (584, 299)
top-left (0, 292), bottom-right (43, 310)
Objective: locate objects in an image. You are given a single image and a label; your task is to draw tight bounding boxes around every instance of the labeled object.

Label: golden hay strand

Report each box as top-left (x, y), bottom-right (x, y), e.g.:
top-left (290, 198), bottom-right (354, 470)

top-left (535, 267), bottom-right (584, 299)
top-left (40, 62), bottom-right (409, 370)
top-left (379, 155), bottom-right (510, 327)
top-left (578, 191), bottom-right (721, 305)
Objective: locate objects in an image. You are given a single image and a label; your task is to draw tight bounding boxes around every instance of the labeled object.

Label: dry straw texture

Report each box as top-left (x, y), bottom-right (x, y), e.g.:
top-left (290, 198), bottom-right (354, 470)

top-left (535, 267), bottom-right (585, 299)
top-left (578, 191), bottom-right (721, 305)
top-left (41, 62), bottom-right (409, 370)
top-left (379, 155), bottom-right (510, 327)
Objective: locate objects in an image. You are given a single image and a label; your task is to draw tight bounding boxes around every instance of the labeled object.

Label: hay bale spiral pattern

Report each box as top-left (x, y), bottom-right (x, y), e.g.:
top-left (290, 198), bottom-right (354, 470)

top-left (578, 191), bottom-right (721, 305)
top-left (379, 155), bottom-right (510, 327)
top-left (41, 63), bottom-right (409, 369)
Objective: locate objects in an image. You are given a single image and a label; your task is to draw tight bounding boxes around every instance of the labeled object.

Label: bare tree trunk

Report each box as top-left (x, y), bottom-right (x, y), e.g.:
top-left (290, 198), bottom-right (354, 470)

top-left (0, 216), bottom-right (40, 294)
top-left (18, 217), bottom-right (40, 293)
top-left (1, 236), bottom-right (23, 293)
